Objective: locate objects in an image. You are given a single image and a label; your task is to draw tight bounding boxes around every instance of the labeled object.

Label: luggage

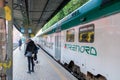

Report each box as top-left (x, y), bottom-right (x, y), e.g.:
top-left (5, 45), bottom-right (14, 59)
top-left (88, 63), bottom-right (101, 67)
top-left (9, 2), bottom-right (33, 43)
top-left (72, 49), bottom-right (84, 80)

top-left (26, 51), bottom-right (32, 57)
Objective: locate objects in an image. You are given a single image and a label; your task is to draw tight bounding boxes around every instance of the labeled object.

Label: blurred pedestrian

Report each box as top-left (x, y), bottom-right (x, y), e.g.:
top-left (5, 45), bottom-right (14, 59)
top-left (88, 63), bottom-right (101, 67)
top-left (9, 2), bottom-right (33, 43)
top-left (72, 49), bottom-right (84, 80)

top-left (18, 39), bottom-right (22, 50)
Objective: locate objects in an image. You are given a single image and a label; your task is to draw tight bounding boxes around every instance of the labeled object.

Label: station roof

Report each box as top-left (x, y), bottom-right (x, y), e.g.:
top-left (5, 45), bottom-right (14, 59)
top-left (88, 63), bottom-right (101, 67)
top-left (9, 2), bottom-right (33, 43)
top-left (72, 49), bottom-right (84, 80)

top-left (13, 0), bottom-right (70, 34)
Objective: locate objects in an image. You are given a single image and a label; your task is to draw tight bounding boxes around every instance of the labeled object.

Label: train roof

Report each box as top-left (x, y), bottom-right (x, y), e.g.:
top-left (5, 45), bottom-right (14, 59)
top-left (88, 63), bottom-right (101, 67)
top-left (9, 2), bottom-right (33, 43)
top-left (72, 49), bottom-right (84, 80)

top-left (37, 0), bottom-right (120, 36)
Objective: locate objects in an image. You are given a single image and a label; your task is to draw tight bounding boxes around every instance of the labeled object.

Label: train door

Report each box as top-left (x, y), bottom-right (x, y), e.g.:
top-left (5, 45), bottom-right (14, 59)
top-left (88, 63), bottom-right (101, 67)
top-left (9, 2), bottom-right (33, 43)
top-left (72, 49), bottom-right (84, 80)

top-left (55, 32), bottom-right (61, 61)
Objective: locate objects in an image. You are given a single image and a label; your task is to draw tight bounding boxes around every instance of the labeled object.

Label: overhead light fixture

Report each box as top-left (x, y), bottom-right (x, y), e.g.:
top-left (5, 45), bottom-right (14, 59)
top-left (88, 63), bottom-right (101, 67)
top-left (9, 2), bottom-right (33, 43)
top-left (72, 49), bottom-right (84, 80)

top-left (20, 3), bottom-right (22, 6)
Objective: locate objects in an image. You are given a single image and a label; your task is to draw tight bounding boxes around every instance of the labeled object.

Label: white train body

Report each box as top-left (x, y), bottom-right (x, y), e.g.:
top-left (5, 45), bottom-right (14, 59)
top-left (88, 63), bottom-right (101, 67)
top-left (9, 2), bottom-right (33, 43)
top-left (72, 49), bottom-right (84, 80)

top-left (35, 0), bottom-right (120, 79)
top-left (37, 13), bottom-right (120, 80)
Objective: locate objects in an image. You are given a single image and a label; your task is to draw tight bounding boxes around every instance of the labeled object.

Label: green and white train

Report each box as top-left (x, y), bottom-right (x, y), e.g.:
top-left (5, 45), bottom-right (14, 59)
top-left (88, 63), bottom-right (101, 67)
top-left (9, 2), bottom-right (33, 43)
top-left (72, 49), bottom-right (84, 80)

top-left (35, 0), bottom-right (120, 80)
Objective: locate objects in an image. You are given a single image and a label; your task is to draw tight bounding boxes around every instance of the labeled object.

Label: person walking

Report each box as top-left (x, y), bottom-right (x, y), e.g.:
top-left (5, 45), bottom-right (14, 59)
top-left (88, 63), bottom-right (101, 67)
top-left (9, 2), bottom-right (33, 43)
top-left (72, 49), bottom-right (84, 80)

top-left (24, 39), bottom-right (36, 74)
top-left (18, 39), bottom-right (22, 50)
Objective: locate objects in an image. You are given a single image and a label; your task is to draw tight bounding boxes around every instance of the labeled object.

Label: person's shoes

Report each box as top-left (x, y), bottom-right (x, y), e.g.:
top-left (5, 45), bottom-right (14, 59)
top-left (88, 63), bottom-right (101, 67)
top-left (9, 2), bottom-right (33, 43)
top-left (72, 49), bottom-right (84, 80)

top-left (31, 70), bottom-right (34, 72)
top-left (27, 71), bottom-right (31, 74)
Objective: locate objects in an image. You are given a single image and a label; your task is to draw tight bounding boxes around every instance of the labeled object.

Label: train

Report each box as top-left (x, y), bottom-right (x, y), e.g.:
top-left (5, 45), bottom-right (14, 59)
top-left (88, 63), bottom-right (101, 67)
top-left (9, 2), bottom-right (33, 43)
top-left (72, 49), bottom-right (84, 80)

top-left (35, 0), bottom-right (120, 80)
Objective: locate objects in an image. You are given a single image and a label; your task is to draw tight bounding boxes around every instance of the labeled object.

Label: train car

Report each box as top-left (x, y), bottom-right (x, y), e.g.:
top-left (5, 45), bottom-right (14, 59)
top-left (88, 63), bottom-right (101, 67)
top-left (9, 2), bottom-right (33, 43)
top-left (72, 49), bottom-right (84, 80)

top-left (36, 0), bottom-right (120, 80)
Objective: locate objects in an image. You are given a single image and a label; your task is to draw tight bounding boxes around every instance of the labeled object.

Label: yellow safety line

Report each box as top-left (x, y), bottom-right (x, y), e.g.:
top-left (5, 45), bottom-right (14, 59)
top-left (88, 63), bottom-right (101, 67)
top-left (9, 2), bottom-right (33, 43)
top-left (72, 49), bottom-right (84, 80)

top-left (42, 53), bottom-right (68, 80)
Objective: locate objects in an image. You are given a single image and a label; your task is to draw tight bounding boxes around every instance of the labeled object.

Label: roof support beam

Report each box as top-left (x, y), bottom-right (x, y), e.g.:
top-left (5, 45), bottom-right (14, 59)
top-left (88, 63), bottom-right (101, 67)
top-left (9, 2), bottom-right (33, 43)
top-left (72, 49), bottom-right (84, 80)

top-left (25, 0), bottom-right (29, 25)
top-left (29, 10), bottom-right (55, 12)
top-left (36, 0), bottom-right (50, 26)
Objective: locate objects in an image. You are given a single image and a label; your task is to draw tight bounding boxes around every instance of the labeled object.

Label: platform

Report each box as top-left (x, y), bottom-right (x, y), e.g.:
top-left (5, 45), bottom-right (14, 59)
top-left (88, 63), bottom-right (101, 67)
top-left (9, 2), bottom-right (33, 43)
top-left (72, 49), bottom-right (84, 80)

top-left (13, 44), bottom-right (77, 80)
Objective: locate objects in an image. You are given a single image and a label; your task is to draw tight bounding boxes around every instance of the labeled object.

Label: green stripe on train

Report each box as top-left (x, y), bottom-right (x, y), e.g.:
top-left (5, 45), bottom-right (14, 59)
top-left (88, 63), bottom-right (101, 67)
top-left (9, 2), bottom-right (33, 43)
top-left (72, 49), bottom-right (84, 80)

top-left (42, 0), bottom-right (120, 35)
top-left (61, 0), bottom-right (120, 31)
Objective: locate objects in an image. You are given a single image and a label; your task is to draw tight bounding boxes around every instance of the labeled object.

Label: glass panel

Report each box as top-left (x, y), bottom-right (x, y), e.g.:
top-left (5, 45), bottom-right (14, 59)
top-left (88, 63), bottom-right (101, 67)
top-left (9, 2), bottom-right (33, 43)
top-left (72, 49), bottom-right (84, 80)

top-left (66, 29), bottom-right (75, 42)
top-left (79, 24), bottom-right (94, 43)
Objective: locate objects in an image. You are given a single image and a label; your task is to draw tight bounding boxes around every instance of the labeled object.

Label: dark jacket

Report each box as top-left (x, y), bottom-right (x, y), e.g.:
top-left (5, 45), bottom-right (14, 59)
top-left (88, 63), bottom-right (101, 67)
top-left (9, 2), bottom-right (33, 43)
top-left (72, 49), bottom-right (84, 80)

top-left (25, 40), bottom-right (36, 55)
top-left (19, 39), bottom-right (22, 46)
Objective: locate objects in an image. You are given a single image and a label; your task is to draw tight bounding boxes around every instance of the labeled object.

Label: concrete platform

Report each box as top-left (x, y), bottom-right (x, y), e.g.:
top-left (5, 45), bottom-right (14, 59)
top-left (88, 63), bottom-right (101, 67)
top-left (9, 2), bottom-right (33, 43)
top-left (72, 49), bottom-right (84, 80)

top-left (13, 44), bottom-right (78, 80)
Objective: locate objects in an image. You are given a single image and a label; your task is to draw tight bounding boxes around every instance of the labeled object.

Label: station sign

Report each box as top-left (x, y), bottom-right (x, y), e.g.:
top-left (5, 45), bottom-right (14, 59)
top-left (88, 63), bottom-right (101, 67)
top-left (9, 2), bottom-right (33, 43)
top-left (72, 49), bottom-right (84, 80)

top-left (20, 27), bottom-right (24, 33)
top-left (30, 34), bottom-right (35, 37)
top-left (28, 28), bottom-right (32, 33)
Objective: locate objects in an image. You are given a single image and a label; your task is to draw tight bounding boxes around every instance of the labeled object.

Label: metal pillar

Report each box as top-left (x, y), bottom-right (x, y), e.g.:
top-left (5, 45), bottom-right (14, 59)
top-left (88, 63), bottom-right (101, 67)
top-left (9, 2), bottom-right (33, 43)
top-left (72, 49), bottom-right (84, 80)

top-left (0, 1), bottom-right (7, 80)
top-left (0, 0), bottom-right (13, 80)
top-left (6, 0), bottom-right (13, 80)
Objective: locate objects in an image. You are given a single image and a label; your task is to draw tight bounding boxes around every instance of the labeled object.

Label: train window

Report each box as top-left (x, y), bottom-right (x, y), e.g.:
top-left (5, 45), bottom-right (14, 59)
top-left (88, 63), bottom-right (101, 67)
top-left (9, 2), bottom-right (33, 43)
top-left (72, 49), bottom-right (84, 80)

top-left (66, 29), bottom-right (75, 42)
top-left (79, 24), bottom-right (94, 43)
